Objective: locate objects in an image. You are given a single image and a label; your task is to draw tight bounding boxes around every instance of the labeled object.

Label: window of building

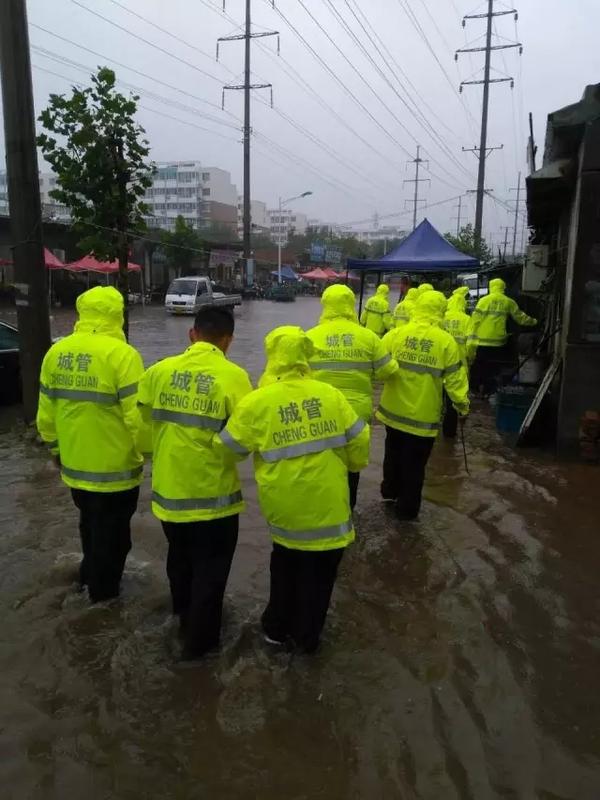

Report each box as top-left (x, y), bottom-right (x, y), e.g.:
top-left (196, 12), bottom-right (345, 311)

top-left (202, 172), bottom-right (210, 181)
top-left (157, 167), bottom-right (177, 181)
top-left (202, 188), bottom-right (210, 197)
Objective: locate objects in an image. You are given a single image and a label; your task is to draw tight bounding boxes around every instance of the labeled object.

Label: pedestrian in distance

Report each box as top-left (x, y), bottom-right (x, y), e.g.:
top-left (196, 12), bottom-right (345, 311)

top-left (442, 286), bottom-right (478, 438)
top-left (136, 307), bottom-right (252, 661)
top-left (36, 286), bottom-right (144, 603)
top-left (360, 283), bottom-right (393, 336)
top-left (470, 277), bottom-right (537, 395)
top-left (378, 291), bottom-right (469, 520)
top-left (392, 286), bottom-right (419, 327)
top-left (216, 326), bottom-right (370, 654)
top-left (306, 283), bottom-right (398, 509)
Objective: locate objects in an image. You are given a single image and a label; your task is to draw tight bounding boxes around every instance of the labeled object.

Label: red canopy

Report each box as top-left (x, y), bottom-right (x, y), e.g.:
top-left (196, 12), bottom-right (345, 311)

top-left (64, 254), bottom-right (141, 273)
top-left (323, 268), bottom-right (342, 280)
top-left (302, 267), bottom-right (330, 280)
top-left (45, 248), bottom-right (65, 269)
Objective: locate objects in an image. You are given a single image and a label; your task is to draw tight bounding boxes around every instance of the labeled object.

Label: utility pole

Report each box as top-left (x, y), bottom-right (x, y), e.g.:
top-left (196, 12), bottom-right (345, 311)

top-left (502, 225), bottom-right (510, 261)
top-left (510, 171), bottom-right (522, 259)
top-left (0, 0), bottom-right (51, 421)
top-left (452, 195), bottom-right (463, 237)
top-left (456, 2), bottom-right (522, 246)
top-left (403, 145), bottom-right (430, 231)
top-left (218, 1), bottom-right (278, 286)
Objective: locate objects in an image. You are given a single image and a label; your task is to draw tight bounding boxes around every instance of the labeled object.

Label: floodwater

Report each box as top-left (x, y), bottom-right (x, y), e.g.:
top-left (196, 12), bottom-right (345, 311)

top-left (1, 297), bottom-right (599, 799)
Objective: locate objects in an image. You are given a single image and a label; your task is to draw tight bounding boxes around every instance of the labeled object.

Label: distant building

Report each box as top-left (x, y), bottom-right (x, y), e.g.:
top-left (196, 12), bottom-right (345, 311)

top-left (237, 197), bottom-right (269, 239)
top-left (350, 225), bottom-right (407, 244)
top-left (267, 207), bottom-right (308, 246)
top-left (144, 162), bottom-right (238, 234)
top-left (0, 170), bottom-right (71, 223)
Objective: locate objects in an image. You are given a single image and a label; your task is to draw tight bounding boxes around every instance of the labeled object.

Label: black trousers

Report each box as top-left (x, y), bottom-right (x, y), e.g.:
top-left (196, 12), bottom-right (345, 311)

top-left (381, 427), bottom-right (435, 519)
top-left (261, 543), bottom-right (345, 653)
top-left (161, 515), bottom-right (238, 659)
top-left (71, 486), bottom-right (139, 603)
top-left (471, 343), bottom-right (514, 396)
top-left (348, 471), bottom-right (360, 511)
top-left (442, 391), bottom-right (458, 439)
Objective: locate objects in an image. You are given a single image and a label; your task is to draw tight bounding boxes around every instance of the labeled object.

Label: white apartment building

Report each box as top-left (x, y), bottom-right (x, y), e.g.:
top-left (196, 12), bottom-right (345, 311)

top-left (351, 225), bottom-right (407, 244)
top-left (267, 207), bottom-right (308, 246)
top-left (0, 170), bottom-right (71, 223)
top-left (144, 162), bottom-right (238, 234)
top-left (237, 197), bottom-right (268, 238)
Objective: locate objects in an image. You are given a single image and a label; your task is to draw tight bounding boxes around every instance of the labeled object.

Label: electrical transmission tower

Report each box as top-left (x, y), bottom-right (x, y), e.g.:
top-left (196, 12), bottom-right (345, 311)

top-left (217, 0), bottom-right (278, 284)
top-left (509, 171), bottom-right (524, 259)
top-left (403, 145), bottom-right (430, 231)
top-left (456, 1), bottom-right (522, 246)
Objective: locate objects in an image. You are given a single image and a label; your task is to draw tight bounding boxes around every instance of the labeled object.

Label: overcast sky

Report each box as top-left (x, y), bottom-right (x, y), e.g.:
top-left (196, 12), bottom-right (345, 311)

top-left (2, 0), bottom-right (600, 247)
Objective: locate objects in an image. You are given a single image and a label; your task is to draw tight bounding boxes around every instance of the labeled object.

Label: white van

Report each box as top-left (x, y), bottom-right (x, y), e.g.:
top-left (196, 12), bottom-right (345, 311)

top-left (458, 272), bottom-right (488, 308)
top-left (164, 276), bottom-right (242, 315)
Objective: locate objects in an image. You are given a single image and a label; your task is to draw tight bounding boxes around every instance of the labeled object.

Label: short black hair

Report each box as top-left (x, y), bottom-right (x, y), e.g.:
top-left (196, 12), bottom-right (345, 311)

top-left (193, 306), bottom-right (234, 340)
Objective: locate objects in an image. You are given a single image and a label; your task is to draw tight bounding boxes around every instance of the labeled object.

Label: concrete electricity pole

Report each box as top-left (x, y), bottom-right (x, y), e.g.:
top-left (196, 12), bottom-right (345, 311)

top-left (456, 2), bottom-right (522, 246)
top-left (453, 195), bottom-right (463, 237)
top-left (510, 171), bottom-right (523, 259)
top-left (403, 146), bottom-right (430, 231)
top-left (0, 0), bottom-right (51, 421)
top-left (218, 1), bottom-right (278, 285)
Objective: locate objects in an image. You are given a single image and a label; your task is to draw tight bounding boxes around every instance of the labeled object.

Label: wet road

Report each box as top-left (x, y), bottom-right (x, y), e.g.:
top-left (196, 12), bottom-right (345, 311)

top-left (1, 298), bottom-right (600, 799)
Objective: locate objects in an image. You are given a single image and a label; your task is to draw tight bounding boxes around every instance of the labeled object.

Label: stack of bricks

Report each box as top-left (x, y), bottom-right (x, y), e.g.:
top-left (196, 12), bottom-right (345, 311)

top-left (579, 411), bottom-right (600, 462)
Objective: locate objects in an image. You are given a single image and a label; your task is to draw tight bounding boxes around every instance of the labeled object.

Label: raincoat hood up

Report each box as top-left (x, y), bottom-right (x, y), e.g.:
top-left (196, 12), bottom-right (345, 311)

top-left (319, 284), bottom-right (358, 323)
top-left (447, 286), bottom-right (469, 314)
top-left (412, 290), bottom-right (447, 324)
top-left (416, 283), bottom-right (434, 297)
top-left (260, 326), bottom-right (315, 385)
top-left (376, 283), bottom-right (390, 297)
top-left (489, 278), bottom-right (506, 294)
top-left (74, 286), bottom-right (125, 340)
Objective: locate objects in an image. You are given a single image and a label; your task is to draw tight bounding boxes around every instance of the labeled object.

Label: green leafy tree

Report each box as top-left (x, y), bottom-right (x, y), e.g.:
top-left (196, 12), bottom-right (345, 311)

top-left (160, 215), bottom-right (205, 276)
top-left (37, 67), bottom-right (154, 334)
top-left (202, 222), bottom-right (237, 244)
top-left (444, 224), bottom-right (493, 267)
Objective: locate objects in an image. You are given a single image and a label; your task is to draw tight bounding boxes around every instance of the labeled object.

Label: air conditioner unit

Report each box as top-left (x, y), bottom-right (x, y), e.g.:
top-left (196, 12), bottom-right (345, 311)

top-left (522, 245), bottom-right (550, 292)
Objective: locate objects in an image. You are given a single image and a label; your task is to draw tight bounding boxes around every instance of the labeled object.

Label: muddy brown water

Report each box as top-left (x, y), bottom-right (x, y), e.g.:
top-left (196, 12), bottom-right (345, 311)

top-left (1, 298), bottom-right (599, 799)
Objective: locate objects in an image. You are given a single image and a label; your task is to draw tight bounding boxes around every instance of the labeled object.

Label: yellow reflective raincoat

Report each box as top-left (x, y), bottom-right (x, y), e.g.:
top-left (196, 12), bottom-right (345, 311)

top-left (377, 291), bottom-right (469, 437)
top-left (215, 326), bottom-right (370, 551)
top-left (472, 278), bottom-right (537, 347)
top-left (443, 286), bottom-right (477, 366)
top-left (136, 342), bottom-right (252, 522)
top-left (360, 283), bottom-right (392, 336)
top-left (416, 283), bottom-right (434, 296)
top-left (36, 286), bottom-right (144, 492)
top-left (392, 287), bottom-right (418, 327)
top-left (307, 284), bottom-right (398, 421)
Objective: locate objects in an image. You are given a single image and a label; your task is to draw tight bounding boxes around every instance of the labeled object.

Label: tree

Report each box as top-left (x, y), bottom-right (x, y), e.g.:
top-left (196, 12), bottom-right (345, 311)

top-left (444, 224), bottom-right (493, 268)
top-left (160, 215), bottom-right (205, 276)
top-left (37, 67), bottom-right (154, 334)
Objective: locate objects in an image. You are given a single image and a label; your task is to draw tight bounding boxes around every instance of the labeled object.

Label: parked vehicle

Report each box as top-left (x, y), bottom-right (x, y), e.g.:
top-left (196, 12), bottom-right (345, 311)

top-left (0, 320), bottom-right (21, 404)
top-left (164, 276), bottom-right (242, 315)
top-left (459, 272), bottom-right (488, 308)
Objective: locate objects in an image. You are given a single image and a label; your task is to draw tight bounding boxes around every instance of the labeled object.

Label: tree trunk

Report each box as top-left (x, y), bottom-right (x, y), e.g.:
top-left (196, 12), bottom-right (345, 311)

top-left (118, 232), bottom-right (129, 339)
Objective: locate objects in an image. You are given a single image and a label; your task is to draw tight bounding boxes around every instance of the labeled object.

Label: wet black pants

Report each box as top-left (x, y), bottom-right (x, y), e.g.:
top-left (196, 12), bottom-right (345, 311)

top-left (381, 427), bottom-right (435, 520)
top-left (71, 486), bottom-right (139, 603)
top-left (261, 543), bottom-right (345, 653)
top-left (161, 515), bottom-right (238, 659)
top-left (348, 471), bottom-right (360, 511)
top-left (442, 391), bottom-right (458, 439)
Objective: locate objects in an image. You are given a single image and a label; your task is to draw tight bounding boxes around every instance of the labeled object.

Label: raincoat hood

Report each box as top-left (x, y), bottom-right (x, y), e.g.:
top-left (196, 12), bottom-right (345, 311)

top-left (74, 286), bottom-right (125, 340)
top-left (263, 325), bottom-right (315, 380)
top-left (416, 283), bottom-right (434, 296)
top-left (447, 286), bottom-right (469, 314)
top-left (413, 290), bottom-right (447, 324)
top-left (319, 284), bottom-right (358, 323)
top-left (403, 287), bottom-right (419, 307)
top-left (489, 278), bottom-right (506, 294)
top-left (376, 283), bottom-right (390, 297)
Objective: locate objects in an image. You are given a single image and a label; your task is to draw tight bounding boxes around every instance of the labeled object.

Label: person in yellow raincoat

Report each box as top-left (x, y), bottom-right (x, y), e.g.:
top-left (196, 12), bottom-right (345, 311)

top-left (215, 326), bottom-right (370, 653)
top-left (360, 283), bottom-right (392, 336)
top-left (442, 286), bottom-right (477, 438)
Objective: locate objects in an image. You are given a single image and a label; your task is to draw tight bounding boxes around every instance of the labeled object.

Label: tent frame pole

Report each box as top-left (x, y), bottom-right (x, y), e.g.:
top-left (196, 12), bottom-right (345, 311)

top-left (358, 271), bottom-right (366, 316)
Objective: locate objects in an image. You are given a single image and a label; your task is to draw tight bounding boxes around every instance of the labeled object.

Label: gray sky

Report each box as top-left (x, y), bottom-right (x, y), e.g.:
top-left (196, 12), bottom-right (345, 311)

top-left (3, 0), bottom-right (600, 246)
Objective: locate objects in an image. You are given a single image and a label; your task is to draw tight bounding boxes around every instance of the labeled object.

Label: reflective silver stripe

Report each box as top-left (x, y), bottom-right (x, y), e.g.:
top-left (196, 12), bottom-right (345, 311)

top-left (118, 382), bottom-right (138, 400)
top-left (477, 337), bottom-right (507, 346)
top-left (42, 387), bottom-right (118, 404)
top-left (453, 336), bottom-right (467, 344)
top-left (45, 440), bottom-right (58, 450)
top-left (219, 428), bottom-right (250, 456)
top-left (345, 418), bottom-right (366, 441)
top-left (40, 383), bottom-right (52, 397)
top-left (478, 310), bottom-right (508, 318)
top-left (310, 360), bottom-right (373, 371)
top-left (398, 361), bottom-right (444, 378)
top-left (152, 490), bottom-right (242, 511)
top-left (269, 518), bottom-right (353, 542)
top-left (372, 353), bottom-right (392, 369)
top-left (261, 434), bottom-right (348, 463)
top-left (467, 335), bottom-right (478, 342)
top-left (365, 308), bottom-right (386, 316)
top-left (152, 408), bottom-right (224, 431)
top-left (61, 465), bottom-right (143, 482)
top-left (378, 404), bottom-right (440, 431)
top-left (444, 362), bottom-right (462, 376)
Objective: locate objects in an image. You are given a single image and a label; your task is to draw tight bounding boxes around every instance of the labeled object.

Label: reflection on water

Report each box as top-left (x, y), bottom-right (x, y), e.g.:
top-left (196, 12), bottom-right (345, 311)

top-left (1, 299), bottom-right (599, 799)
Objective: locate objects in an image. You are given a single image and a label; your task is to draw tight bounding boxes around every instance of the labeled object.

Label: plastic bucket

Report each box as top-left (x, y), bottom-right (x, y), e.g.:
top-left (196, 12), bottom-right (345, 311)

top-left (496, 386), bottom-right (537, 433)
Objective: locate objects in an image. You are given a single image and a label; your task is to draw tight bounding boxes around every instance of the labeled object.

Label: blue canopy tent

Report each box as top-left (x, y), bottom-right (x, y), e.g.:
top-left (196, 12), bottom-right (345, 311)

top-left (346, 219), bottom-right (479, 313)
top-left (270, 265), bottom-right (299, 282)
